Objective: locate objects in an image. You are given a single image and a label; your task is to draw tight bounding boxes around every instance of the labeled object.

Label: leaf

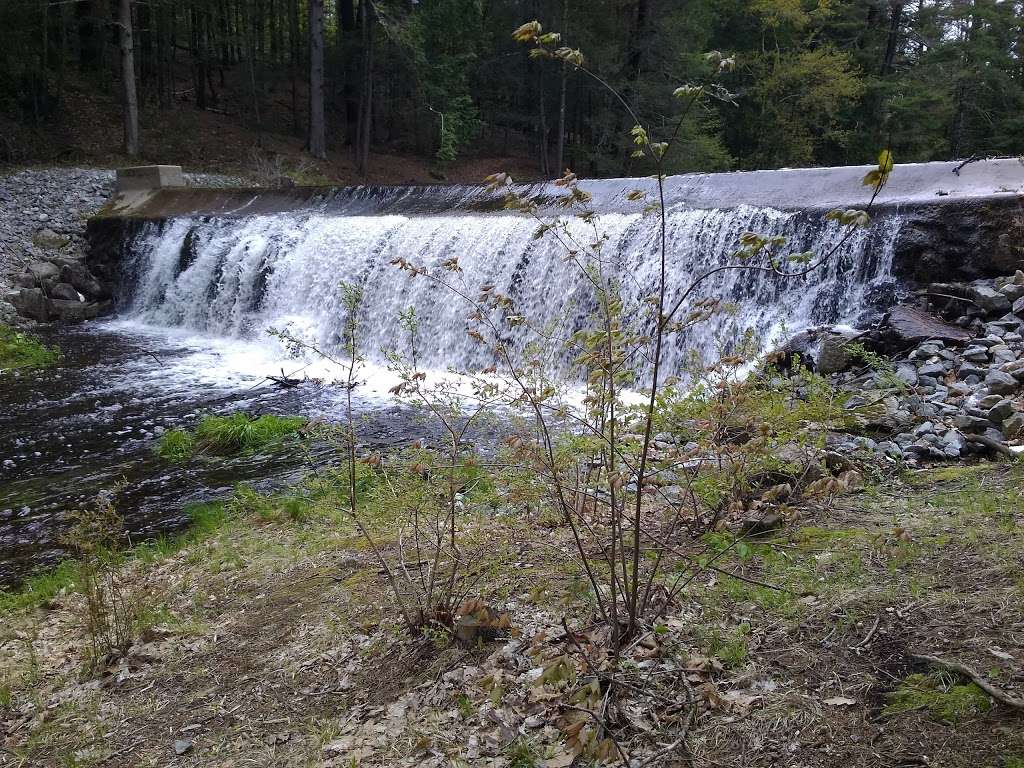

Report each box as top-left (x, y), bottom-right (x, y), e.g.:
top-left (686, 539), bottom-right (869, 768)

top-left (512, 21), bottom-right (542, 42)
top-left (878, 148), bottom-right (894, 174)
top-left (542, 751), bottom-right (576, 768)
top-left (822, 696), bottom-right (857, 706)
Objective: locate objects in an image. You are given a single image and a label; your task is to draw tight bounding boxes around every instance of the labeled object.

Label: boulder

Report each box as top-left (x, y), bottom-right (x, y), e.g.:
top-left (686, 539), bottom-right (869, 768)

top-left (50, 282), bottom-right (82, 302)
top-left (60, 263), bottom-right (107, 300)
top-left (817, 335), bottom-right (854, 374)
top-left (9, 288), bottom-right (50, 322)
top-left (48, 299), bottom-right (102, 323)
top-left (1001, 282), bottom-right (1024, 302)
top-left (1005, 412), bottom-right (1024, 439)
top-left (23, 260), bottom-right (61, 284)
top-left (883, 305), bottom-right (972, 348)
top-left (31, 228), bottom-right (71, 250)
top-left (987, 399), bottom-right (1014, 423)
top-left (966, 284), bottom-right (1012, 314)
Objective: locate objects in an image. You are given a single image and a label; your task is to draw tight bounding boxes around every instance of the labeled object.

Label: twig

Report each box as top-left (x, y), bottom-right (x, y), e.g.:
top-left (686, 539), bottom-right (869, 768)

top-left (848, 615), bottom-right (881, 650)
top-left (910, 653), bottom-right (1024, 709)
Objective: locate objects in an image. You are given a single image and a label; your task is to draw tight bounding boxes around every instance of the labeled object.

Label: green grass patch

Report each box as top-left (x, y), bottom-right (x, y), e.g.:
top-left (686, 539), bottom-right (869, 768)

top-left (0, 501), bottom-right (232, 616)
top-left (157, 412), bottom-right (306, 461)
top-left (0, 324), bottom-right (60, 371)
top-left (883, 673), bottom-right (993, 724)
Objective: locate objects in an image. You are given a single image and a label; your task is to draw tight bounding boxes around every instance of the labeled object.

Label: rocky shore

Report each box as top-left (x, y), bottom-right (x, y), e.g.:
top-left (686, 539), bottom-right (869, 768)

top-left (0, 168), bottom-right (239, 325)
top-left (787, 269), bottom-right (1024, 464)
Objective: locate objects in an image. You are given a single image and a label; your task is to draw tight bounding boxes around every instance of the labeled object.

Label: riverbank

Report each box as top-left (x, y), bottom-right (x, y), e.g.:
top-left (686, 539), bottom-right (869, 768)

top-left (1, 462), bottom-right (1021, 767)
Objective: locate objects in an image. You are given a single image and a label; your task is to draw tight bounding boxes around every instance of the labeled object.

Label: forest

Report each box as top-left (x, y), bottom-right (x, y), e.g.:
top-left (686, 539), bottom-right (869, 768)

top-left (1, 0), bottom-right (1023, 178)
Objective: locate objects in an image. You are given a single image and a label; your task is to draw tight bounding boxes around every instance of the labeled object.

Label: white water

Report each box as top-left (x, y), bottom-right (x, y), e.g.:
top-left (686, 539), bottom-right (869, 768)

top-left (120, 203), bottom-right (903, 381)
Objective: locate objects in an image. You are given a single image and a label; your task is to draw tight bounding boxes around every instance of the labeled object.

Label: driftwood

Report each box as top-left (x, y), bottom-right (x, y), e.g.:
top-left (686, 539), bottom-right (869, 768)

top-left (964, 433), bottom-right (1015, 458)
top-left (267, 368), bottom-right (303, 389)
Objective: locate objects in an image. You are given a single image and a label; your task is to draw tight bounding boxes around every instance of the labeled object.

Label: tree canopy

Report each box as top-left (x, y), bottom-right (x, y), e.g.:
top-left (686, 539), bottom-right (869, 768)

top-left (1, 0), bottom-right (1021, 176)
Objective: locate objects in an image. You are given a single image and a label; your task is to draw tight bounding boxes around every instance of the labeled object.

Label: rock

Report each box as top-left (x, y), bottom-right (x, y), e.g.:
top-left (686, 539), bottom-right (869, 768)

top-left (739, 513), bottom-right (784, 538)
top-left (941, 430), bottom-right (966, 458)
top-left (60, 263), bottom-right (107, 300)
top-left (884, 305), bottom-right (972, 347)
top-left (917, 362), bottom-right (947, 378)
top-left (962, 345), bottom-right (990, 362)
top-left (954, 413), bottom-right (991, 433)
top-left (1000, 282), bottom-right (1024, 302)
top-left (9, 288), bottom-right (49, 321)
top-left (913, 421), bottom-right (935, 436)
top-left (32, 228), bottom-right (70, 250)
top-left (24, 260), bottom-right (61, 284)
top-left (988, 401), bottom-right (1015, 423)
top-left (1002, 359), bottom-right (1024, 381)
top-left (965, 284), bottom-right (1012, 315)
top-left (1005, 412), bottom-right (1024, 439)
top-left (49, 282), bottom-right (82, 302)
top-left (985, 369), bottom-right (1020, 395)
top-left (895, 363), bottom-right (918, 386)
top-left (1014, 296), bottom-right (1024, 315)
top-left (817, 335), bottom-right (854, 374)
top-left (173, 739), bottom-right (193, 756)
top-left (48, 299), bottom-right (101, 323)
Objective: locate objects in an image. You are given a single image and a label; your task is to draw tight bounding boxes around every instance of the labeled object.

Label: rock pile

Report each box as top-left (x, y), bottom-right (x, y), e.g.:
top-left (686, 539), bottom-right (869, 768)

top-left (0, 168), bottom-right (242, 325)
top-left (810, 269), bottom-right (1024, 463)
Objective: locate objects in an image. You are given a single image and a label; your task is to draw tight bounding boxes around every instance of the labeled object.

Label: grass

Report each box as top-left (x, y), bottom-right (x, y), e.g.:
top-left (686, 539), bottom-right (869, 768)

top-left (0, 324), bottom-right (60, 371)
top-left (157, 412), bottom-right (306, 461)
top-left (0, 501), bottom-right (232, 617)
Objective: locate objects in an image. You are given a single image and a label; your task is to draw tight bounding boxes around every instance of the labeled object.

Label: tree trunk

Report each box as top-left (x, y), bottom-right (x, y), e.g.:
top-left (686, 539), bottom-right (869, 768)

top-left (309, 0), bottom-right (327, 159)
top-left (355, 0), bottom-right (374, 175)
top-left (290, 0), bottom-right (301, 135)
top-left (881, 1), bottom-right (904, 75)
top-left (119, 0), bottom-right (140, 157)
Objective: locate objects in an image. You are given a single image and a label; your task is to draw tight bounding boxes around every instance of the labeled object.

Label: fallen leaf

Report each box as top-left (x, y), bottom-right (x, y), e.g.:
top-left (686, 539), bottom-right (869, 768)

top-left (822, 696), bottom-right (857, 706)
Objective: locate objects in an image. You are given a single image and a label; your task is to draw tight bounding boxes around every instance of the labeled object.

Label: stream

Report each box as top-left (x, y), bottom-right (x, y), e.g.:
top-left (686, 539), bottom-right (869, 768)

top-left (0, 320), bottom-right (425, 585)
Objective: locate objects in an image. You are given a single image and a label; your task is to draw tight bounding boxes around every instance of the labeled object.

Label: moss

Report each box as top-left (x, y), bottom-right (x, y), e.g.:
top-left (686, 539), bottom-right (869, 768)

top-left (883, 673), bottom-right (993, 724)
top-left (0, 324), bottom-right (60, 372)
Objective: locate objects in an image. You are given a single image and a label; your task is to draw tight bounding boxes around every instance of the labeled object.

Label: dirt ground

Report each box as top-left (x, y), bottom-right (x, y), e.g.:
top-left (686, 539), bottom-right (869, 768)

top-left (1, 461), bottom-right (1022, 768)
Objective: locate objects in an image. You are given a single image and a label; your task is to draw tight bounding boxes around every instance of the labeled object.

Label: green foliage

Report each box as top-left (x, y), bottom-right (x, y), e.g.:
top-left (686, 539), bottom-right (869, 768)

top-left (157, 413), bottom-right (306, 461)
top-left (0, 325), bottom-right (60, 372)
top-left (883, 673), bottom-right (993, 724)
top-left (157, 429), bottom-right (195, 462)
top-left (0, 560), bottom-right (79, 615)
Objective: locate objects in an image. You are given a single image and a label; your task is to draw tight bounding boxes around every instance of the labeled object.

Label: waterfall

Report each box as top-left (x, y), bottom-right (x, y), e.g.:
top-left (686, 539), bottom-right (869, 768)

top-left (120, 201), bottom-right (903, 380)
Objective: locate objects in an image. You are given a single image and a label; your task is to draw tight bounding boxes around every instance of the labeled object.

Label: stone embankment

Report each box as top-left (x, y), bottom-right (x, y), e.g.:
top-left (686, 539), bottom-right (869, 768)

top-left (799, 269), bottom-right (1024, 462)
top-left (0, 168), bottom-right (239, 325)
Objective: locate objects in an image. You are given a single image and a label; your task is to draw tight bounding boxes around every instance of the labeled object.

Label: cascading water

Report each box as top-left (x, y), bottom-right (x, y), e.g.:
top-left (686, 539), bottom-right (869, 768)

top-left (120, 201), bottom-right (904, 379)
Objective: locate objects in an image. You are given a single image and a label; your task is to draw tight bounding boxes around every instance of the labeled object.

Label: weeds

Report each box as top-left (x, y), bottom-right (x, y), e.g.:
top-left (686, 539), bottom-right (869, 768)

top-left (64, 490), bottom-right (146, 671)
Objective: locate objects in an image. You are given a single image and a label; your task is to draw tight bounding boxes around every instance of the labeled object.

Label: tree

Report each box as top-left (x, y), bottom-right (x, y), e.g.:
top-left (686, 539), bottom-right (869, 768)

top-left (118, 0), bottom-right (140, 157)
top-left (309, 0), bottom-right (327, 159)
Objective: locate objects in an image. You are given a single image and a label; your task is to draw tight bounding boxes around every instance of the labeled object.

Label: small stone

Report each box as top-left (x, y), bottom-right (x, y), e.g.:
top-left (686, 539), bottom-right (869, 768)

top-left (988, 400), bottom-right (1014, 423)
top-left (173, 739), bottom-right (193, 756)
top-left (954, 413), bottom-right (991, 433)
top-left (1004, 412), bottom-right (1024, 439)
top-left (962, 345), bottom-right (989, 362)
top-left (966, 284), bottom-right (1012, 315)
top-left (986, 369), bottom-right (1020, 395)
top-left (917, 362), bottom-right (947, 378)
